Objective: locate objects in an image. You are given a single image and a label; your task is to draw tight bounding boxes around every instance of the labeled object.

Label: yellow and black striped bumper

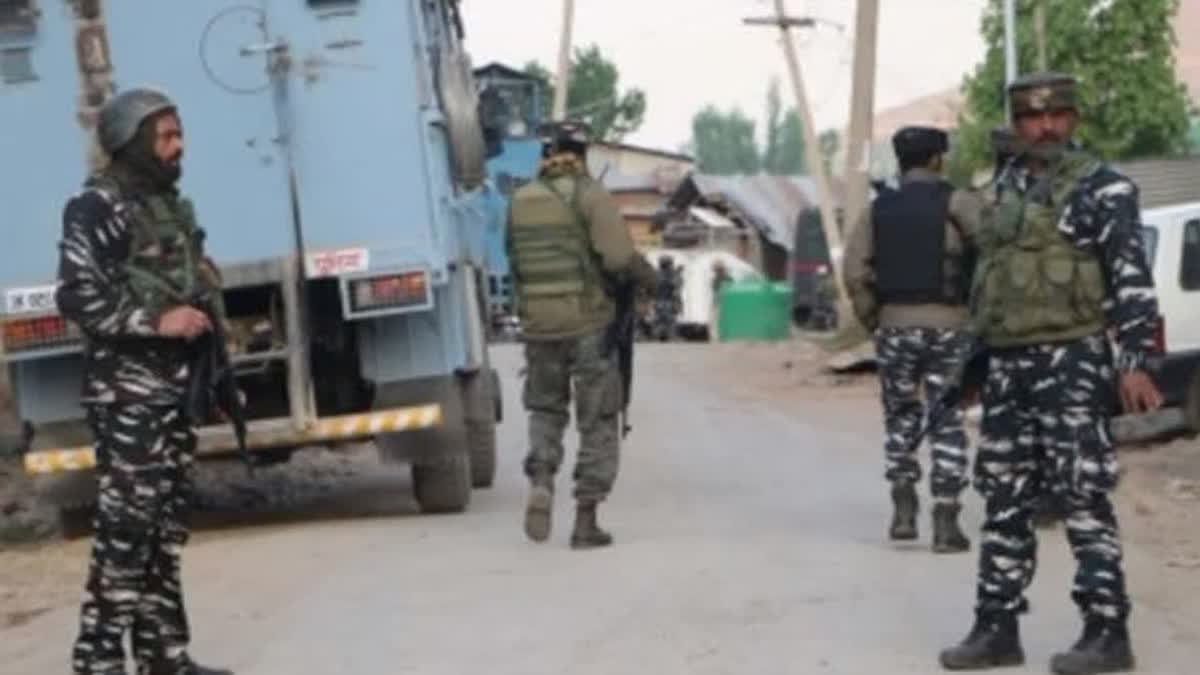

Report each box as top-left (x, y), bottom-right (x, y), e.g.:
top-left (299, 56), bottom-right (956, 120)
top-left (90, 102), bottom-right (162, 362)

top-left (23, 404), bottom-right (442, 475)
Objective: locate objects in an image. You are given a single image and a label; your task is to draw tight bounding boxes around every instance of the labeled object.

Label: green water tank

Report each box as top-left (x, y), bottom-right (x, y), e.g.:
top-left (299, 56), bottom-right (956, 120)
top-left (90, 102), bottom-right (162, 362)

top-left (717, 280), bottom-right (792, 341)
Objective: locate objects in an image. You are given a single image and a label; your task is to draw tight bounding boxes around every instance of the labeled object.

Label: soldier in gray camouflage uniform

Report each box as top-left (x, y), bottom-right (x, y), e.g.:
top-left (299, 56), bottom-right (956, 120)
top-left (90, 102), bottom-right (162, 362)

top-left (939, 72), bottom-right (1163, 674)
top-left (55, 88), bottom-right (233, 675)
top-left (843, 126), bottom-right (980, 554)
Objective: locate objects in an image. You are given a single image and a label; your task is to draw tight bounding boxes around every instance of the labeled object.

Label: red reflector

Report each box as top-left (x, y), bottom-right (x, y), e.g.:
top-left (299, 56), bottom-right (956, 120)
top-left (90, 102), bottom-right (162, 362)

top-left (2, 314), bottom-right (81, 352)
top-left (349, 271), bottom-right (430, 313)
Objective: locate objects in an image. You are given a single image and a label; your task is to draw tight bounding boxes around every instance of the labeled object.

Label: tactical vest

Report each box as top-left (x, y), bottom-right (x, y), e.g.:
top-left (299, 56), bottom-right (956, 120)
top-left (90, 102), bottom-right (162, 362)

top-left (871, 180), bottom-right (968, 305)
top-left (969, 151), bottom-right (1107, 347)
top-left (86, 172), bottom-right (213, 313)
top-left (507, 175), bottom-right (610, 336)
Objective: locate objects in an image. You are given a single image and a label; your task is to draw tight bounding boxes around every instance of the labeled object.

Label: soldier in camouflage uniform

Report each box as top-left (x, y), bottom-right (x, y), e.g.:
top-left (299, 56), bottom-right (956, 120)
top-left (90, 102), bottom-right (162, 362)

top-left (843, 126), bottom-right (980, 554)
top-left (506, 120), bottom-right (656, 549)
top-left (939, 73), bottom-right (1163, 674)
top-left (55, 88), bottom-right (233, 675)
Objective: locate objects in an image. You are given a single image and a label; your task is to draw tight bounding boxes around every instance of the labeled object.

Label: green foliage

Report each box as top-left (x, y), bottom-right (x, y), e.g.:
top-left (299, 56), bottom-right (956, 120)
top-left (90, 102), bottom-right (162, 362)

top-left (690, 78), bottom-right (828, 176)
top-left (955, 0), bottom-right (1194, 173)
top-left (762, 79), bottom-right (807, 174)
top-left (818, 129), bottom-right (840, 175)
top-left (522, 45), bottom-right (647, 142)
top-left (691, 106), bottom-right (761, 174)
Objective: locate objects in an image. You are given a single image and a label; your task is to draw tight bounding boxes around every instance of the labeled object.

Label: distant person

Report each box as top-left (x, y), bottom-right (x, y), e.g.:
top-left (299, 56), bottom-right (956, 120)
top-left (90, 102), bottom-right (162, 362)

top-left (842, 125), bottom-right (979, 554)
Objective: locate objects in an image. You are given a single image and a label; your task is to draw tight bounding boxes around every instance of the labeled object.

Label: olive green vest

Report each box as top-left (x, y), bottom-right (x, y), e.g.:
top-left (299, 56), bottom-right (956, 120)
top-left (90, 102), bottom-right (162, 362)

top-left (87, 172), bottom-right (219, 317)
top-left (969, 151), bottom-right (1107, 347)
top-left (507, 175), bottom-right (611, 337)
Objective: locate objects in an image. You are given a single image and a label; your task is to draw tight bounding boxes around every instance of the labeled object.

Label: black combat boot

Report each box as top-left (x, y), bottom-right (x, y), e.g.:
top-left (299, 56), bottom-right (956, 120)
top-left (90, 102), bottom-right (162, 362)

top-left (524, 471), bottom-right (554, 543)
top-left (939, 611), bottom-right (1025, 670)
top-left (932, 502), bottom-right (971, 553)
top-left (1049, 619), bottom-right (1135, 674)
top-left (890, 480), bottom-right (918, 541)
top-left (570, 502), bottom-right (613, 549)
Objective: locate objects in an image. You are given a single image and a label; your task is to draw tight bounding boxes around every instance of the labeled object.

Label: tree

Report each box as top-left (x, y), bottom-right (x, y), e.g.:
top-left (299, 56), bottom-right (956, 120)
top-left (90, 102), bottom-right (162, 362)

top-left (817, 129), bottom-right (840, 175)
top-left (523, 45), bottom-right (647, 142)
top-left (690, 106), bottom-right (761, 174)
top-left (954, 0), bottom-right (1194, 174)
top-left (762, 79), bottom-right (807, 174)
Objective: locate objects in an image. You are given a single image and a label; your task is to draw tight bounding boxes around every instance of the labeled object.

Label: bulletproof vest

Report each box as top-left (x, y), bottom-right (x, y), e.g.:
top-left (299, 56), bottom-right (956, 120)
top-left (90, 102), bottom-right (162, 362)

top-left (969, 151), bottom-right (1107, 347)
top-left (507, 175), bottom-right (607, 321)
top-left (86, 172), bottom-right (208, 309)
top-left (871, 180), bottom-right (966, 305)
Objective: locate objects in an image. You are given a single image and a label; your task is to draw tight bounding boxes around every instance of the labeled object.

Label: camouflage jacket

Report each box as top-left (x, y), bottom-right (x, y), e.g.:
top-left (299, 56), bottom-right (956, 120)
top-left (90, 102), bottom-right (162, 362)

top-left (54, 174), bottom-right (216, 405)
top-left (990, 152), bottom-right (1159, 371)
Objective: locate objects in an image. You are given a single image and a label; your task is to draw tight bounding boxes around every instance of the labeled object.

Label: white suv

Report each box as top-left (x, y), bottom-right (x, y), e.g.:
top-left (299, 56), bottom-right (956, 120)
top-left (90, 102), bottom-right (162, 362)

top-left (1141, 200), bottom-right (1200, 431)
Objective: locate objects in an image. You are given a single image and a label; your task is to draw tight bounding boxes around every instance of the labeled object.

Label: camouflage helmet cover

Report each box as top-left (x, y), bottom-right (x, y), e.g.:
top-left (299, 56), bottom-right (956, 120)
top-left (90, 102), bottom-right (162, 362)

top-left (96, 86), bottom-right (178, 155)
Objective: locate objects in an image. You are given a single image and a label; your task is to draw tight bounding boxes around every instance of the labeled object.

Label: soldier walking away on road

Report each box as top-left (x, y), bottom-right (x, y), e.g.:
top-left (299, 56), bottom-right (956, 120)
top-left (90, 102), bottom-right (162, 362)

top-left (55, 88), bottom-right (233, 675)
top-left (506, 120), bottom-right (657, 549)
top-left (938, 72), bottom-right (1163, 674)
top-left (842, 126), bottom-right (979, 554)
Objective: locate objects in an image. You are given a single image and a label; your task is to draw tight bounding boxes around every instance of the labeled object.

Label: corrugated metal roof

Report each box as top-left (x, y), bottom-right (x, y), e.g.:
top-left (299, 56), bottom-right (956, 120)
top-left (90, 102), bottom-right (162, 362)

top-left (1112, 157), bottom-right (1200, 210)
top-left (601, 169), bottom-right (661, 193)
top-left (673, 174), bottom-right (824, 251)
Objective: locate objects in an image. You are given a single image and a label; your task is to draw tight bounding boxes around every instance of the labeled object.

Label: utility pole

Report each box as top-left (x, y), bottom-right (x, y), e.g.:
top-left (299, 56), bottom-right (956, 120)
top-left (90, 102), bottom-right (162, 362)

top-left (552, 0), bottom-right (575, 121)
top-left (840, 0), bottom-right (879, 281)
top-left (744, 1), bottom-right (848, 309)
top-left (1034, 0), bottom-right (1048, 71)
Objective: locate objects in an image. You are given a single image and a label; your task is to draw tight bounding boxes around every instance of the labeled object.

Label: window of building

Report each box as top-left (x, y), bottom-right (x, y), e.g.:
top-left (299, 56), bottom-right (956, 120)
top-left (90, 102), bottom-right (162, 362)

top-left (1180, 219), bottom-right (1200, 291)
top-left (0, 1), bottom-right (36, 33)
top-left (1, 46), bottom-right (35, 83)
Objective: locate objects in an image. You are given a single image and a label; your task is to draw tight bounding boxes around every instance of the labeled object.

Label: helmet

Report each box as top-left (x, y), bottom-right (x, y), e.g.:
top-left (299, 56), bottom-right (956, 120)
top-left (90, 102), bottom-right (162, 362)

top-left (97, 87), bottom-right (177, 155)
top-left (537, 119), bottom-right (593, 156)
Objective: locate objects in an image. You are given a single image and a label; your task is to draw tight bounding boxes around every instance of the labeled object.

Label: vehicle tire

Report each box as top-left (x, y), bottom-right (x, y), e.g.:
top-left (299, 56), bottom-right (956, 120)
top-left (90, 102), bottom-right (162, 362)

top-left (466, 415), bottom-right (496, 489)
top-left (491, 367), bottom-right (503, 423)
top-left (411, 451), bottom-right (471, 514)
top-left (462, 369), bottom-right (498, 489)
top-left (1184, 370), bottom-right (1200, 434)
top-left (58, 503), bottom-right (96, 540)
top-left (435, 45), bottom-right (486, 190)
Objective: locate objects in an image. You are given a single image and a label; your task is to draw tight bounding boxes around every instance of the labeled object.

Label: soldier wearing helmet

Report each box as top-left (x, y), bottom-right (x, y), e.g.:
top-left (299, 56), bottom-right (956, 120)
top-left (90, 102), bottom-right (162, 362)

top-left (54, 88), bottom-right (233, 675)
top-left (506, 119), bottom-right (656, 549)
top-left (938, 72), bottom-right (1161, 674)
top-left (841, 125), bottom-right (981, 556)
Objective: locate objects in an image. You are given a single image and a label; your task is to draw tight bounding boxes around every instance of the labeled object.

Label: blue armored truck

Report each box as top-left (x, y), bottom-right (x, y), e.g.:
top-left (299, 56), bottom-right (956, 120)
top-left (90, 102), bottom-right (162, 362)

top-left (0, 0), bottom-right (503, 517)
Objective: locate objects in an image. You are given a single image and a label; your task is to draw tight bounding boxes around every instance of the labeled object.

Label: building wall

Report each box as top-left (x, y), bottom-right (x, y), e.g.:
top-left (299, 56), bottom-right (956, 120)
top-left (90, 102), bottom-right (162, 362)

top-left (588, 144), bottom-right (694, 179)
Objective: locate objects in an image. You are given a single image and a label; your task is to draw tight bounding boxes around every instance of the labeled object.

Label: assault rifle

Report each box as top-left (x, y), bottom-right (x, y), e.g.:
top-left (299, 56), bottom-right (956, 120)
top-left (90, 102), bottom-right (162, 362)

top-left (185, 291), bottom-right (253, 476)
top-left (605, 279), bottom-right (637, 438)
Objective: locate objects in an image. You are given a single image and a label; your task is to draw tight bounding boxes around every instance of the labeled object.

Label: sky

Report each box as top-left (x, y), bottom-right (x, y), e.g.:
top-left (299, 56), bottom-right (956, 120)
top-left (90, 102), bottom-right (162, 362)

top-left (458, 0), bottom-right (992, 152)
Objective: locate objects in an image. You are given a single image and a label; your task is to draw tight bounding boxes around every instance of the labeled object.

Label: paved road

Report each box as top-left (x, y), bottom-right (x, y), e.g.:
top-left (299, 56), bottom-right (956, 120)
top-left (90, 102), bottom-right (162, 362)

top-left (1, 344), bottom-right (1194, 674)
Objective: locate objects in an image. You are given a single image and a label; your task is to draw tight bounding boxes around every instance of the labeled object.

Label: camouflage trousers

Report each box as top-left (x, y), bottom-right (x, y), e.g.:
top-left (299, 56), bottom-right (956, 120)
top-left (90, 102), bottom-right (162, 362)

top-left (973, 334), bottom-right (1129, 622)
top-left (73, 403), bottom-right (196, 675)
top-left (874, 326), bottom-right (974, 502)
top-left (521, 330), bottom-right (623, 504)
